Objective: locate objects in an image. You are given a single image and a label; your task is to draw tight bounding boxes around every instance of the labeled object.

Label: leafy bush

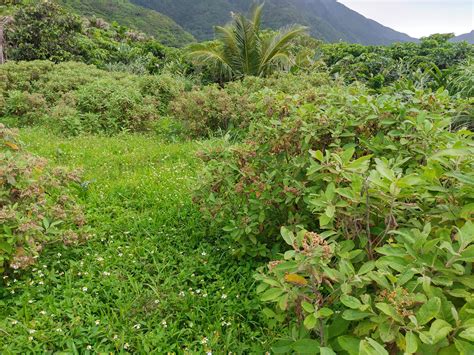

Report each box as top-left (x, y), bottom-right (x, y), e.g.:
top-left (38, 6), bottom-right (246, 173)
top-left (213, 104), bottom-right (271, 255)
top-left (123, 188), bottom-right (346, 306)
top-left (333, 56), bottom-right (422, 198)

top-left (196, 80), bottom-right (474, 352)
top-left (0, 61), bottom-right (190, 135)
top-left (0, 124), bottom-right (87, 273)
top-left (3, 90), bottom-right (47, 125)
top-left (170, 84), bottom-right (255, 138)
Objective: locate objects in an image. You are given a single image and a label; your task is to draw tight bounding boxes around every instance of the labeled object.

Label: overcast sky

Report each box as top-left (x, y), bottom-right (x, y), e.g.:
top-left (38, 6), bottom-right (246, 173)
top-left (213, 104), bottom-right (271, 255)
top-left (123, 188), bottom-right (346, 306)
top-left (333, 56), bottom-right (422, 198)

top-left (338, 0), bottom-right (474, 38)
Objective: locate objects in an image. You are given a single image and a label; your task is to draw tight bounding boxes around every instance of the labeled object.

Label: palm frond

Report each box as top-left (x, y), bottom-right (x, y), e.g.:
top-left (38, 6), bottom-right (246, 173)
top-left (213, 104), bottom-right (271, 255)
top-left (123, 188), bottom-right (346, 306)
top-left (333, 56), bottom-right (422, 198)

top-left (260, 25), bottom-right (308, 72)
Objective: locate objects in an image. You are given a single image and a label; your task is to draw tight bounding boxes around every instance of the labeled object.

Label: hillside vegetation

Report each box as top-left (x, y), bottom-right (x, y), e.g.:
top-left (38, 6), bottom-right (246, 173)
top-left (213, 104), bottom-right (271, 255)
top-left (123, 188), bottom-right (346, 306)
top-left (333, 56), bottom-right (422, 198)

top-left (1, 2), bottom-right (474, 354)
top-left (131, 0), bottom-right (415, 44)
top-left (59, 0), bottom-right (194, 47)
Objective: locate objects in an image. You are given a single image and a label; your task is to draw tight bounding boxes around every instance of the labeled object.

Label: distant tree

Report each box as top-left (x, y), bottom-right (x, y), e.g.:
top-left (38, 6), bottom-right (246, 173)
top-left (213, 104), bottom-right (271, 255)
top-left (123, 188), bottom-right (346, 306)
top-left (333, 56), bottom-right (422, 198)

top-left (6, 1), bottom-right (82, 62)
top-left (188, 4), bottom-right (307, 81)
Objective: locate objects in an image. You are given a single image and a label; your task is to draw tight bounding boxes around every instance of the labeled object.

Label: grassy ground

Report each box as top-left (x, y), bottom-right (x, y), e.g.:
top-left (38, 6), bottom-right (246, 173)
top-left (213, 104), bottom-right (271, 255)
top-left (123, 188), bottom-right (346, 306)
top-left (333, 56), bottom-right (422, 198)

top-left (0, 128), bottom-right (280, 353)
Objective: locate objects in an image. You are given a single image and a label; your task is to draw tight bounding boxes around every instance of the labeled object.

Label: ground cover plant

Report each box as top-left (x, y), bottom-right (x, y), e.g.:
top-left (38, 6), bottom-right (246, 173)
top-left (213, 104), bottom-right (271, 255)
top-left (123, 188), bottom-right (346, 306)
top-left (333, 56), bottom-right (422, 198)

top-left (0, 128), bottom-right (283, 352)
top-left (1, 2), bottom-right (474, 354)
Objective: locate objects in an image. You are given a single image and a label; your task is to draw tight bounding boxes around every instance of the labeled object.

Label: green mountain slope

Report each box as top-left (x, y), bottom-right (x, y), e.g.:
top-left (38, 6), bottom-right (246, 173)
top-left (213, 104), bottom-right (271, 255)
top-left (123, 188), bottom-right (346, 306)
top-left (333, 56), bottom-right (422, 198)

top-left (130, 0), bottom-right (415, 45)
top-left (59, 0), bottom-right (195, 46)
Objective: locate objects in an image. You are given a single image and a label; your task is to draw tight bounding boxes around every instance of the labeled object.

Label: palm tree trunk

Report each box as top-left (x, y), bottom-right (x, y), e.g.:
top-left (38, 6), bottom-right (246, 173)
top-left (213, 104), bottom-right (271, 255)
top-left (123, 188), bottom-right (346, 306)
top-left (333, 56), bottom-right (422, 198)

top-left (0, 17), bottom-right (8, 64)
top-left (0, 19), bottom-right (5, 64)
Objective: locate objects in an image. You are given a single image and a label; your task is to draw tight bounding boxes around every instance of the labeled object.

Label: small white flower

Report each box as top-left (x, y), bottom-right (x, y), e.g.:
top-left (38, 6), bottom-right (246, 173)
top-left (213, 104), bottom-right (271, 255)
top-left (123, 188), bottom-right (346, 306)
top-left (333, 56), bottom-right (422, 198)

top-left (133, 324), bottom-right (141, 330)
top-left (118, 253), bottom-right (123, 257)
top-left (124, 343), bottom-right (130, 349)
top-left (86, 345), bottom-right (92, 350)
top-left (154, 299), bottom-right (160, 304)
top-left (95, 320), bottom-right (100, 325)
top-left (29, 329), bottom-right (36, 334)
top-left (103, 271), bottom-right (111, 276)
top-left (40, 311), bottom-right (47, 315)
top-left (97, 257), bottom-right (104, 262)
top-left (201, 251), bottom-right (207, 256)
top-left (28, 336), bottom-right (33, 341)
top-left (10, 290), bottom-right (15, 294)
top-left (202, 293), bottom-right (208, 298)
top-left (207, 352), bottom-right (212, 355)
top-left (161, 320), bottom-right (167, 328)
top-left (201, 337), bottom-right (209, 344)
top-left (221, 294), bottom-right (227, 299)
top-left (28, 300), bottom-right (34, 304)
top-left (78, 272), bottom-right (82, 276)
top-left (38, 281), bottom-right (44, 285)
top-left (56, 328), bottom-right (62, 332)
top-left (11, 320), bottom-right (18, 325)
top-left (57, 253), bottom-right (62, 257)
top-left (196, 289), bottom-right (201, 294)
top-left (113, 334), bottom-right (118, 340)
top-left (43, 265), bottom-right (47, 269)
top-left (82, 287), bottom-right (88, 292)
top-left (179, 291), bottom-right (185, 297)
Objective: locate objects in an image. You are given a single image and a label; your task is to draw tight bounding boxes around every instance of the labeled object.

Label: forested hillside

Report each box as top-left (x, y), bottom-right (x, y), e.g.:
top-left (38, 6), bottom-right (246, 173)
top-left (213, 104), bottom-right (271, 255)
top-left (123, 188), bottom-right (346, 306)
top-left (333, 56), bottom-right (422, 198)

top-left (130, 0), bottom-right (415, 44)
top-left (59, 0), bottom-right (194, 47)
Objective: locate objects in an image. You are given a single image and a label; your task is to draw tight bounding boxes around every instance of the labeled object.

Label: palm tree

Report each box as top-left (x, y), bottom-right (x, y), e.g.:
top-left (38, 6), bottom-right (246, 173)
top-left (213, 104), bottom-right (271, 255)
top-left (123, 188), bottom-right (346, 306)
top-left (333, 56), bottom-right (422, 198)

top-left (188, 4), bottom-right (307, 80)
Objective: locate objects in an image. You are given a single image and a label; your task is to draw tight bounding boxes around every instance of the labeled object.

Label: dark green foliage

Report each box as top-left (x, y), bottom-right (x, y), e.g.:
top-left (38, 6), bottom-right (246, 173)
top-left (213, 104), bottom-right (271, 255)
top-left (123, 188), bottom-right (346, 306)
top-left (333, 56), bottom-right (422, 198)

top-left (131, 0), bottom-right (414, 45)
top-left (3, 1), bottom-right (190, 74)
top-left (320, 35), bottom-right (474, 90)
top-left (6, 1), bottom-right (83, 62)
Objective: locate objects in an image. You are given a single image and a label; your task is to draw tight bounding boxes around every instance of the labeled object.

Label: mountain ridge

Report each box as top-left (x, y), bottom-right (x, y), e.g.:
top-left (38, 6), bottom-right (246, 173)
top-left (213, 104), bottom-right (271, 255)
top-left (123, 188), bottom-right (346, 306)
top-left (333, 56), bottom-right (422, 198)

top-left (130, 0), bottom-right (416, 45)
top-left (452, 31), bottom-right (474, 44)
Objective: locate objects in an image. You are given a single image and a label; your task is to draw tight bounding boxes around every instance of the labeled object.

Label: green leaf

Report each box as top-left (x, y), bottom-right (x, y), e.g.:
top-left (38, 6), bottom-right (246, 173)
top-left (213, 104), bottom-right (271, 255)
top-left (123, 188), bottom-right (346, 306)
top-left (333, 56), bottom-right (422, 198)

top-left (405, 331), bottom-right (418, 354)
top-left (320, 347), bottom-right (336, 355)
top-left (358, 261), bottom-right (375, 275)
top-left (317, 308), bottom-right (334, 318)
top-left (304, 313), bottom-right (318, 330)
top-left (302, 301), bottom-right (315, 313)
top-left (291, 339), bottom-right (320, 354)
top-left (325, 205), bottom-right (336, 218)
top-left (375, 303), bottom-right (403, 323)
top-left (359, 338), bottom-right (389, 355)
top-left (342, 310), bottom-right (372, 320)
top-left (341, 295), bottom-right (362, 309)
top-left (261, 288), bottom-right (285, 302)
top-left (337, 335), bottom-right (361, 355)
top-left (428, 319), bottom-right (453, 344)
top-left (459, 327), bottom-right (474, 342)
top-left (455, 338), bottom-right (474, 354)
top-left (417, 297), bottom-right (441, 325)
top-left (281, 226), bottom-right (295, 246)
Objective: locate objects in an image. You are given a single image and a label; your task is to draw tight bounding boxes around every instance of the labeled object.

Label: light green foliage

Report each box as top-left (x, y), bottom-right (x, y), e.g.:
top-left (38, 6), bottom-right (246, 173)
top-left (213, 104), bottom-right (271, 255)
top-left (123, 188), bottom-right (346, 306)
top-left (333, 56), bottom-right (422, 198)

top-left (0, 128), bottom-right (281, 352)
top-left (0, 61), bottom-right (187, 135)
top-left (59, 0), bottom-right (195, 47)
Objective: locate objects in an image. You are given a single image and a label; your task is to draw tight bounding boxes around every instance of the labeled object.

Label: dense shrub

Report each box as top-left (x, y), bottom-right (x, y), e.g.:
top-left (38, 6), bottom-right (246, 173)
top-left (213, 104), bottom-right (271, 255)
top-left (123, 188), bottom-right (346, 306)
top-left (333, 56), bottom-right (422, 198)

top-left (0, 61), bottom-right (187, 135)
top-left (5, 1), bottom-right (83, 62)
top-left (0, 124), bottom-right (87, 273)
top-left (196, 82), bottom-right (474, 352)
top-left (3, 90), bottom-right (47, 125)
top-left (170, 84), bottom-right (255, 138)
